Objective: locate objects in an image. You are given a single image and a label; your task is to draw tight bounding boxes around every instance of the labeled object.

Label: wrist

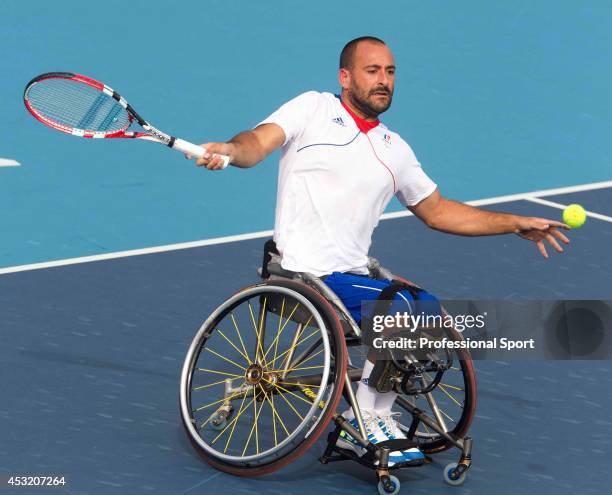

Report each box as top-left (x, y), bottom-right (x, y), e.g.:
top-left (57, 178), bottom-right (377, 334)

top-left (225, 142), bottom-right (237, 162)
top-left (512, 215), bottom-right (526, 234)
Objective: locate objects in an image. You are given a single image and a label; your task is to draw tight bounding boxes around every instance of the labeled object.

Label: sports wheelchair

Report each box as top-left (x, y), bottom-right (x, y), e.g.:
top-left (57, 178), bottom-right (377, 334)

top-left (180, 241), bottom-right (476, 494)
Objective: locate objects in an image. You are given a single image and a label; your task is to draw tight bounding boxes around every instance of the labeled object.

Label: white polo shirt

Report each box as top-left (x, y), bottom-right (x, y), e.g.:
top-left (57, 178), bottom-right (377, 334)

top-left (258, 91), bottom-right (437, 276)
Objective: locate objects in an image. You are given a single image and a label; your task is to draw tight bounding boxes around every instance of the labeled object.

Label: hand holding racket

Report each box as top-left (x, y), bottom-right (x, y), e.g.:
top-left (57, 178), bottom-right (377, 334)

top-left (23, 72), bottom-right (230, 168)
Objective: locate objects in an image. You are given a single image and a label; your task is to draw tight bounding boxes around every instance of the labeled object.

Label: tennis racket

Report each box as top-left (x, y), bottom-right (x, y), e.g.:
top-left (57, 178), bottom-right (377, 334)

top-left (23, 72), bottom-right (230, 168)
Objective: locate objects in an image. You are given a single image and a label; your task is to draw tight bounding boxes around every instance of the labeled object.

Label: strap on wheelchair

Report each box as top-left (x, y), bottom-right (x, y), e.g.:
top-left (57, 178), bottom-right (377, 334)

top-left (361, 280), bottom-right (425, 348)
top-left (261, 239), bottom-right (299, 279)
top-left (371, 281), bottom-right (423, 321)
top-left (261, 239), bottom-right (279, 279)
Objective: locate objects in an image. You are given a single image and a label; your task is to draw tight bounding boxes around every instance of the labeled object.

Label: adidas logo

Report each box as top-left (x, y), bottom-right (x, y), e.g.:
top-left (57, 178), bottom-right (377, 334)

top-left (332, 116), bottom-right (347, 127)
top-left (361, 377), bottom-right (369, 386)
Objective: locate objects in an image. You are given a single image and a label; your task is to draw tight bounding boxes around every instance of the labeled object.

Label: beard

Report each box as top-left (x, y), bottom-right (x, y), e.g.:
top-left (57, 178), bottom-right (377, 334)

top-left (347, 83), bottom-right (393, 118)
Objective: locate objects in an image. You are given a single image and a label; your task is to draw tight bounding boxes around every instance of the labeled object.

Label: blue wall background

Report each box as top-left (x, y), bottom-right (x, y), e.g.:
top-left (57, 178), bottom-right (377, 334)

top-left (1, 0), bottom-right (610, 267)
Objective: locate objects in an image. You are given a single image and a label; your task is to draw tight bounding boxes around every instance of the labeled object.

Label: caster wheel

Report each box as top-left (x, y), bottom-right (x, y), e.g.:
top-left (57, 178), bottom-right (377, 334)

top-left (443, 462), bottom-right (467, 486)
top-left (377, 475), bottom-right (400, 495)
top-left (208, 411), bottom-right (228, 431)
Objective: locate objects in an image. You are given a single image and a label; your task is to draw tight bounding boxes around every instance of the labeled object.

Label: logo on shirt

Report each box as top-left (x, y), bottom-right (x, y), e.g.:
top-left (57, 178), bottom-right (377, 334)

top-left (382, 133), bottom-right (392, 147)
top-left (332, 116), bottom-right (347, 127)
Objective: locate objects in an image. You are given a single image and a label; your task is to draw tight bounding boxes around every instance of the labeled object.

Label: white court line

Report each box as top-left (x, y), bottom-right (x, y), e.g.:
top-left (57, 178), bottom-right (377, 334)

top-left (525, 197), bottom-right (612, 223)
top-left (1, 179), bottom-right (611, 276)
top-left (0, 158), bottom-right (21, 167)
top-left (381, 179), bottom-right (612, 220)
top-left (0, 230), bottom-right (273, 275)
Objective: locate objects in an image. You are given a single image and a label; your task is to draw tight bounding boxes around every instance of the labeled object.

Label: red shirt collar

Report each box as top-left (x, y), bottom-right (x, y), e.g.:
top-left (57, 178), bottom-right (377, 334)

top-left (340, 99), bottom-right (380, 133)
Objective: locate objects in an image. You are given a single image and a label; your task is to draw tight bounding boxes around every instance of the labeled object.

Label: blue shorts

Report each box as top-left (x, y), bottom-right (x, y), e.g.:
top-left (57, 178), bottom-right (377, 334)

top-left (322, 271), bottom-right (439, 324)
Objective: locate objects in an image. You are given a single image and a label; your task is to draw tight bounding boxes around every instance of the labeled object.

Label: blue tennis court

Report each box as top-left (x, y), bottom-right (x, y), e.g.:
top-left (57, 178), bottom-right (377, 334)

top-left (1, 1), bottom-right (611, 494)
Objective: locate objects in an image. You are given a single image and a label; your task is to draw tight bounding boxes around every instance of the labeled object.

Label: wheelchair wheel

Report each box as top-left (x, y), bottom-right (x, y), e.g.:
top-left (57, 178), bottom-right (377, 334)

top-left (180, 279), bottom-right (347, 476)
top-left (394, 323), bottom-right (477, 454)
top-left (346, 319), bottom-right (476, 454)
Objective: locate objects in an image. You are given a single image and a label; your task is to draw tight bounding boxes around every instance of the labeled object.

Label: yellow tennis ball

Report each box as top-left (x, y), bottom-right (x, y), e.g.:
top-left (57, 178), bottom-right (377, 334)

top-left (563, 204), bottom-right (587, 228)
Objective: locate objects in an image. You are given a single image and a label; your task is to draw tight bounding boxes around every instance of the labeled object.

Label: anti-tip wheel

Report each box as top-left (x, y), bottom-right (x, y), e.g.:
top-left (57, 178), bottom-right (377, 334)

top-left (207, 411), bottom-right (228, 431)
top-left (443, 462), bottom-right (467, 486)
top-left (377, 475), bottom-right (400, 495)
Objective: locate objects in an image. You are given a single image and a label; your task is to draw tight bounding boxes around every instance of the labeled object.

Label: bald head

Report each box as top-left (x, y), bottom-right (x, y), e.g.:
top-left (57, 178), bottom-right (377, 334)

top-left (340, 36), bottom-right (386, 69)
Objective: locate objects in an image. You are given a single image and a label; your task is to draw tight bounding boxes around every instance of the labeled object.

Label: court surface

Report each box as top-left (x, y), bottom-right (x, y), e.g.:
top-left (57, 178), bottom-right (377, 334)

top-left (1, 184), bottom-right (611, 495)
top-left (1, 1), bottom-right (611, 494)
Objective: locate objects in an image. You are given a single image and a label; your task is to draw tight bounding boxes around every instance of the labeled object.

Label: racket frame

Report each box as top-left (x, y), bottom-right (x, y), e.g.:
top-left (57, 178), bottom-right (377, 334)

top-left (24, 72), bottom-right (229, 166)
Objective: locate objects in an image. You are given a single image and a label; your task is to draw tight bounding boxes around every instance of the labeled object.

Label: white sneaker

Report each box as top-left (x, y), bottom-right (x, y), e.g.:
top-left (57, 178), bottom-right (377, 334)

top-left (336, 410), bottom-right (423, 465)
top-left (377, 411), bottom-right (425, 461)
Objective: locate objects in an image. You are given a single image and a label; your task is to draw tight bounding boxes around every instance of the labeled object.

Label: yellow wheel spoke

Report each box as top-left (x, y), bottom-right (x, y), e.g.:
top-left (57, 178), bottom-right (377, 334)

top-left (222, 392), bottom-right (250, 453)
top-left (241, 386), bottom-right (266, 456)
top-left (286, 347), bottom-right (324, 370)
top-left (270, 388), bottom-right (278, 445)
top-left (204, 347), bottom-right (247, 371)
top-left (248, 301), bottom-right (259, 334)
top-left (437, 383), bottom-right (464, 408)
top-left (262, 387), bottom-right (291, 439)
top-left (252, 385), bottom-right (259, 455)
top-left (277, 381), bottom-right (321, 388)
top-left (263, 377), bottom-right (306, 421)
top-left (195, 390), bottom-right (246, 412)
top-left (262, 304), bottom-right (308, 362)
top-left (266, 297), bottom-right (285, 364)
top-left (275, 388), bottom-right (305, 422)
top-left (263, 378), bottom-right (314, 408)
top-left (424, 372), bottom-right (464, 408)
top-left (271, 365), bottom-right (325, 373)
top-left (440, 407), bottom-right (455, 423)
top-left (197, 368), bottom-right (243, 378)
top-left (239, 388), bottom-right (257, 456)
top-left (248, 301), bottom-right (269, 368)
top-left (230, 313), bottom-right (252, 363)
top-left (267, 297), bottom-right (286, 363)
top-left (439, 382), bottom-right (463, 391)
top-left (257, 298), bottom-right (268, 366)
top-left (266, 328), bottom-right (320, 368)
top-left (271, 346), bottom-right (324, 375)
top-left (217, 329), bottom-right (250, 364)
top-left (192, 378), bottom-right (230, 391)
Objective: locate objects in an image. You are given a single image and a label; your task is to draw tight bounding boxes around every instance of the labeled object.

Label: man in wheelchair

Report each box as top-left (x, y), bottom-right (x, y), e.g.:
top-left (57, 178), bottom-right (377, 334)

top-left (187, 36), bottom-right (570, 467)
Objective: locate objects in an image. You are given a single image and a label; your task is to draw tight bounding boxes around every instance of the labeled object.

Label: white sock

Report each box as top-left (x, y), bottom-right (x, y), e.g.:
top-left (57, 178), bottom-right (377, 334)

top-left (344, 359), bottom-right (377, 420)
top-left (374, 390), bottom-right (398, 416)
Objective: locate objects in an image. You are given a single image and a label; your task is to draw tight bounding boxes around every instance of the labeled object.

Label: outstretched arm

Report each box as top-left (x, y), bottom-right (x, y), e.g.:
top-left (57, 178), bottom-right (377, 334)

top-left (409, 189), bottom-right (571, 258)
top-left (185, 123), bottom-right (286, 169)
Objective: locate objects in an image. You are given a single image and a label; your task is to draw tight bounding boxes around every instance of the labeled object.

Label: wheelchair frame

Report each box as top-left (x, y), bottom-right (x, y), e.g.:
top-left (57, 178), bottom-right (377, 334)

top-left (180, 244), bottom-right (476, 494)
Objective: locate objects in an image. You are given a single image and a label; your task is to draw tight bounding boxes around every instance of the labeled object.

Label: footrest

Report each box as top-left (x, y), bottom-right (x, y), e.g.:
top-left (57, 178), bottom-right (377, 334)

top-left (388, 456), bottom-right (430, 469)
top-left (333, 446), bottom-right (428, 469)
top-left (374, 439), bottom-right (420, 451)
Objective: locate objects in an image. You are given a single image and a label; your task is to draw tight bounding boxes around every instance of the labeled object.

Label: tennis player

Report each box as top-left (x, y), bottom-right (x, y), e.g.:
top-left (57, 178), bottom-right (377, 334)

top-left (187, 36), bottom-right (570, 463)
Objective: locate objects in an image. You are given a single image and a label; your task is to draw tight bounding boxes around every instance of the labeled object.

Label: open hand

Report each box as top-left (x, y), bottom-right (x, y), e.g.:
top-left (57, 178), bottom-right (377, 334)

top-left (515, 217), bottom-right (570, 258)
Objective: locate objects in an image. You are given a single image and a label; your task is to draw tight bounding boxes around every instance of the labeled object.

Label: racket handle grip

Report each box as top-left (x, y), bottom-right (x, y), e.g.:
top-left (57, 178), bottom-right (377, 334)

top-left (171, 138), bottom-right (230, 169)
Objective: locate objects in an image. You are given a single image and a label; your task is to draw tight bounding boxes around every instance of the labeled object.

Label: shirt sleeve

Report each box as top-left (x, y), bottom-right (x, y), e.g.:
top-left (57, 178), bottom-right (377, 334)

top-left (256, 91), bottom-right (320, 147)
top-left (394, 139), bottom-right (438, 207)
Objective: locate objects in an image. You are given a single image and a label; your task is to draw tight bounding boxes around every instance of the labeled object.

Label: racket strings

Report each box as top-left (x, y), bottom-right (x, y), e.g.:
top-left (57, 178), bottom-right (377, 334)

top-left (26, 78), bottom-right (130, 134)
